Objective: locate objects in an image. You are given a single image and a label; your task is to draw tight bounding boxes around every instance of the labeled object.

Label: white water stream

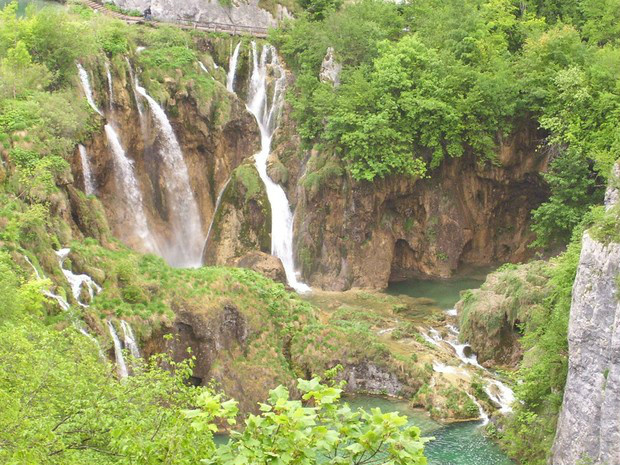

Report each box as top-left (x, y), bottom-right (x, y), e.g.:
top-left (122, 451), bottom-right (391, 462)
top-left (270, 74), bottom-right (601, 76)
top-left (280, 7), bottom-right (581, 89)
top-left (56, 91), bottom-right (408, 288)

top-left (55, 248), bottom-right (102, 307)
top-left (201, 178), bottom-right (231, 260)
top-left (77, 63), bottom-right (103, 116)
top-left (423, 313), bottom-right (516, 418)
top-left (246, 42), bottom-right (310, 293)
top-left (105, 60), bottom-right (114, 109)
top-left (78, 144), bottom-right (95, 195)
top-left (227, 41), bottom-right (242, 92)
top-left (134, 82), bottom-right (204, 267)
top-left (121, 320), bottom-right (141, 359)
top-left (107, 321), bottom-right (128, 379)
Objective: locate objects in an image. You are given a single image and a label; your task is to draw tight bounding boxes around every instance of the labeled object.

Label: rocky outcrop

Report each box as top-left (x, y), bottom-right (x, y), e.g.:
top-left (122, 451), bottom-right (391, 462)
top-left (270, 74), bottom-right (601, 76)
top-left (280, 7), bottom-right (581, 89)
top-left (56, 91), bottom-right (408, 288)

top-left (111, 0), bottom-right (290, 29)
top-left (281, 121), bottom-right (549, 291)
top-left (202, 163), bottom-right (271, 265)
top-left (236, 251), bottom-right (286, 283)
top-left (319, 47), bottom-right (342, 87)
top-left (456, 261), bottom-right (551, 367)
top-left (551, 166), bottom-right (620, 465)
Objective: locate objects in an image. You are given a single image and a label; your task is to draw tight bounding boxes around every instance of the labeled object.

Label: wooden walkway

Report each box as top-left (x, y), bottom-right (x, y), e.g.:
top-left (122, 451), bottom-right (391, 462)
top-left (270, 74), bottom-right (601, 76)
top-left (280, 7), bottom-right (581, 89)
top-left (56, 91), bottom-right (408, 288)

top-left (80, 0), bottom-right (269, 37)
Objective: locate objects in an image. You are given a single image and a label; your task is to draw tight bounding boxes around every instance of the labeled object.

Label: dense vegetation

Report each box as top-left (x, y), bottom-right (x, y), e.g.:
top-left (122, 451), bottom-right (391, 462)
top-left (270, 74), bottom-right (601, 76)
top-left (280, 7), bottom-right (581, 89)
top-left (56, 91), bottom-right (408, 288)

top-left (272, 0), bottom-right (619, 247)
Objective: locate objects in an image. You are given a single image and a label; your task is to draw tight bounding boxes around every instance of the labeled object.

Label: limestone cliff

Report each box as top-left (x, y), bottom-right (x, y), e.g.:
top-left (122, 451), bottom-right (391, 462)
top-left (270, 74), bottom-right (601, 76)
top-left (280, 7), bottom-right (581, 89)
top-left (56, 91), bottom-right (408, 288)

top-left (278, 120), bottom-right (549, 291)
top-left (111, 0), bottom-right (292, 29)
top-left (551, 166), bottom-right (620, 465)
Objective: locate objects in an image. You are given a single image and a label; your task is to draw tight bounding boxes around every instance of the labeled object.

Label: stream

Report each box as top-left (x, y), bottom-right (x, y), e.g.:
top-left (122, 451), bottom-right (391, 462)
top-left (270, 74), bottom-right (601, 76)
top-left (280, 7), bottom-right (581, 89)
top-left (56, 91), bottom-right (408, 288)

top-left (382, 272), bottom-right (515, 464)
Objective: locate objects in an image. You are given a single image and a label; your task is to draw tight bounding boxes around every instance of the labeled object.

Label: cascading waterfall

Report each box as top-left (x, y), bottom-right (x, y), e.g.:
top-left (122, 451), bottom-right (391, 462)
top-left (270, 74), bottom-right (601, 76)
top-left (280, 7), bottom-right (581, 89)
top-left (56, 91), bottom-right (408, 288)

top-left (105, 60), bottom-right (114, 109)
top-left (76, 63), bottom-right (103, 116)
top-left (104, 124), bottom-right (159, 254)
top-left (226, 41), bottom-right (242, 92)
top-left (246, 42), bottom-right (310, 293)
top-left (134, 81), bottom-right (204, 267)
top-left (423, 315), bottom-right (516, 417)
top-left (107, 321), bottom-right (128, 379)
top-left (78, 144), bottom-right (96, 195)
top-left (23, 254), bottom-right (102, 355)
top-left (201, 178), bottom-right (231, 259)
top-left (120, 320), bottom-right (141, 359)
top-left (55, 248), bottom-right (102, 307)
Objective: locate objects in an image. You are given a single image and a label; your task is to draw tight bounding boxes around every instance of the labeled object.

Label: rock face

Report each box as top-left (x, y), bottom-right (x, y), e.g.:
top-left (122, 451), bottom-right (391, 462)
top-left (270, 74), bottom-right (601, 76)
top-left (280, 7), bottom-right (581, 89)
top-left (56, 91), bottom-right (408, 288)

top-left (551, 233), bottom-right (620, 465)
top-left (551, 167), bottom-right (620, 465)
top-left (319, 47), bottom-right (342, 87)
top-left (236, 251), bottom-right (286, 284)
top-left (456, 261), bottom-right (551, 367)
top-left (280, 121), bottom-right (549, 291)
top-left (112, 0), bottom-right (289, 29)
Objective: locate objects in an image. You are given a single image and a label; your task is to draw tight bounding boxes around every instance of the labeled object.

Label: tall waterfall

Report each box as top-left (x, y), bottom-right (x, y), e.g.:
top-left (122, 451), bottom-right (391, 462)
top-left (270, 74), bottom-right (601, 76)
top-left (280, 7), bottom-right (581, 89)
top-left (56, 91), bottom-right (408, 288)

top-left (134, 83), bottom-right (204, 267)
top-left (107, 321), bottom-right (128, 379)
top-left (246, 43), bottom-right (310, 293)
top-left (104, 124), bottom-right (159, 254)
top-left (76, 63), bottom-right (103, 116)
top-left (227, 41), bottom-right (242, 92)
top-left (120, 320), bottom-right (141, 359)
top-left (78, 144), bottom-right (95, 195)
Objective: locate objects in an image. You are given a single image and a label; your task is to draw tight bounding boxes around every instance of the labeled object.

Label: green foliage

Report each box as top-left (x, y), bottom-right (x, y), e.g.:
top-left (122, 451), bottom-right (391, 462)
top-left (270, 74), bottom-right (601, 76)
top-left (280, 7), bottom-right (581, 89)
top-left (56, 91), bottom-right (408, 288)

top-left (531, 149), bottom-right (603, 248)
top-left (193, 376), bottom-right (429, 465)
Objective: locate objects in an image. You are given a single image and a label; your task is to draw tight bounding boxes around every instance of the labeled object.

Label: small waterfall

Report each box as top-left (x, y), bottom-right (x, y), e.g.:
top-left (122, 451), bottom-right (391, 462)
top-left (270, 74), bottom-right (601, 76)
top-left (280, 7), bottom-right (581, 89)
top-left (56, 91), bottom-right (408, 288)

top-left (134, 82), bottom-right (204, 267)
top-left (107, 321), bottom-right (128, 379)
top-left (76, 63), bottom-right (103, 116)
top-left (105, 60), bottom-right (114, 109)
top-left (227, 41), bottom-right (242, 92)
top-left (125, 58), bottom-right (144, 120)
top-left (78, 144), bottom-right (96, 195)
top-left (246, 42), bottom-right (310, 293)
top-left (198, 61), bottom-right (214, 80)
top-left (201, 178), bottom-right (231, 261)
top-left (55, 248), bottom-right (102, 307)
top-left (23, 254), bottom-right (103, 356)
top-left (425, 318), bottom-right (516, 417)
top-left (120, 320), bottom-right (141, 359)
top-left (104, 124), bottom-right (159, 254)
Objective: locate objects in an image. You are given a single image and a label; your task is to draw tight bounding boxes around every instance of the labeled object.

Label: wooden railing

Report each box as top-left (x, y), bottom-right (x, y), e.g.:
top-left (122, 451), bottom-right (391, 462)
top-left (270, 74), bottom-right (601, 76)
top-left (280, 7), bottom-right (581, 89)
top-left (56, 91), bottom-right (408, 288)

top-left (80, 0), bottom-right (269, 37)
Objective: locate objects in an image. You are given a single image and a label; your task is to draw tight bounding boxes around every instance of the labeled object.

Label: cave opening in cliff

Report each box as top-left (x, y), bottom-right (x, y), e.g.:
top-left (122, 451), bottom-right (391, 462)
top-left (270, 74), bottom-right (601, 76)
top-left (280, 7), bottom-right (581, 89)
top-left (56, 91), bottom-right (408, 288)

top-left (389, 239), bottom-right (418, 282)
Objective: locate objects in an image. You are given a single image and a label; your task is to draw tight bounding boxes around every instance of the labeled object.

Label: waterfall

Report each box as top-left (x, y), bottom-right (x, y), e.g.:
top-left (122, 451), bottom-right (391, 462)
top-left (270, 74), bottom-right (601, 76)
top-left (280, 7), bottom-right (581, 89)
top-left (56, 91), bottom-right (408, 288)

top-left (107, 321), bottom-right (128, 379)
top-left (76, 63), bottom-right (103, 116)
top-left (425, 318), bottom-right (516, 417)
top-left (105, 60), bottom-right (114, 109)
top-left (201, 178), bottom-right (231, 260)
top-left (198, 61), bottom-right (215, 80)
top-left (78, 144), bottom-right (96, 195)
top-left (125, 58), bottom-right (144, 120)
top-left (227, 41), bottom-right (242, 93)
top-left (104, 124), bottom-right (159, 254)
top-left (55, 248), bottom-right (102, 307)
top-left (246, 42), bottom-right (310, 293)
top-left (134, 82), bottom-right (204, 268)
top-left (120, 320), bottom-right (141, 359)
